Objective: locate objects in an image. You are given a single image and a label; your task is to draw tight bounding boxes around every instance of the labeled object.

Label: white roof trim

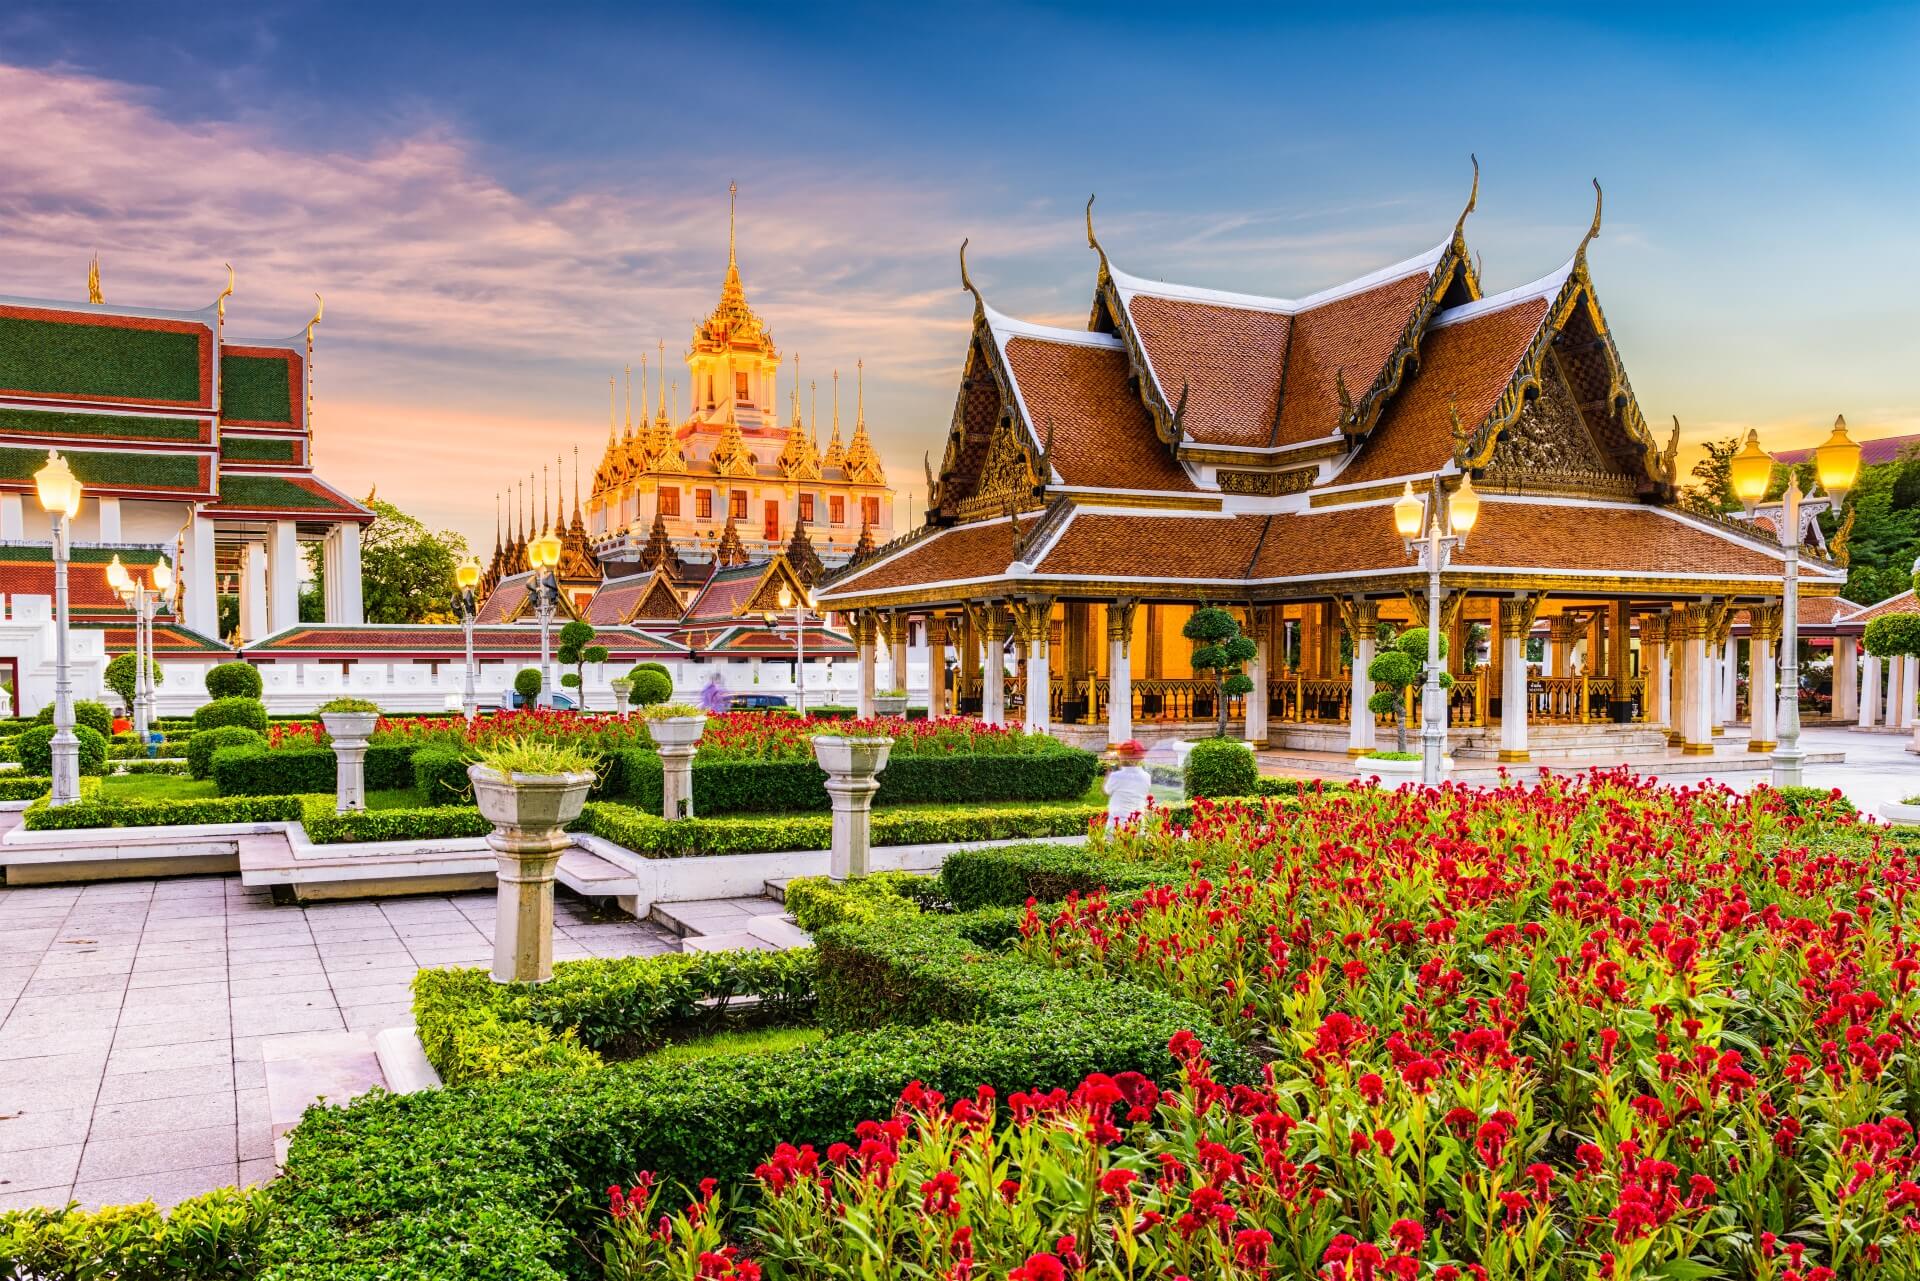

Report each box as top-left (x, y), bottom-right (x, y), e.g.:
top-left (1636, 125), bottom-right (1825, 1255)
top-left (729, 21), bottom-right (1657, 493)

top-left (1429, 257), bottom-right (1574, 330)
top-left (818, 516), bottom-right (1015, 597)
top-left (0, 293), bottom-right (221, 326)
top-left (982, 304), bottom-right (1121, 350)
top-left (1105, 237), bottom-right (1448, 316)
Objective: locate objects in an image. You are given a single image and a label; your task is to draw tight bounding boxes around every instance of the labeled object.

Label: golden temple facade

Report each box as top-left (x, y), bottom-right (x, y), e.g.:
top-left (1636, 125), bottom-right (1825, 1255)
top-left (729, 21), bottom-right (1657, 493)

top-left (587, 186), bottom-right (895, 571)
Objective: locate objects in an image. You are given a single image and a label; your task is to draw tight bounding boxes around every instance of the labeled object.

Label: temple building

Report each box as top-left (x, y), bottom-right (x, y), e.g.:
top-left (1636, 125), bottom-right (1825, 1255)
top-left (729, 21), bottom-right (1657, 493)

top-left (583, 187), bottom-right (895, 572)
top-left (813, 177), bottom-right (1851, 762)
top-left (0, 263), bottom-right (368, 710)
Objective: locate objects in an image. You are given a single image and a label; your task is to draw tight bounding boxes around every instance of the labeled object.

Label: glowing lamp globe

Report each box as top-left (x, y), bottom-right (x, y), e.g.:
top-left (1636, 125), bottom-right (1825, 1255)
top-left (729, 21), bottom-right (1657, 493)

top-left (1448, 473), bottom-right (1480, 536)
top-left (1729, 430), bottom-right (1772, 511)
top-left (1814, 414), bottom-right (1861, 504)
top-left (33, 450), bottom-right (82, 519)
top-left (530, 527), bottom-right (562, 570)
top-left (1392, 482), bottom-right (1424, 539)
top-left (778, 585), bottom-right (793, 611)
top-left (152, 559), bottom-right (174, 593)
top-left (106, 554), bottom-right (131, 594)
top-left (455, 557), bottom-right (482, 592)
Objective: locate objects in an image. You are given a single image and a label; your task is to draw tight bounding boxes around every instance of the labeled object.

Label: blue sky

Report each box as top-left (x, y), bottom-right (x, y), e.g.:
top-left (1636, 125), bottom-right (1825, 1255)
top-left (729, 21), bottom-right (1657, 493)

top-left (1, 2), bottom-right (1916, 547)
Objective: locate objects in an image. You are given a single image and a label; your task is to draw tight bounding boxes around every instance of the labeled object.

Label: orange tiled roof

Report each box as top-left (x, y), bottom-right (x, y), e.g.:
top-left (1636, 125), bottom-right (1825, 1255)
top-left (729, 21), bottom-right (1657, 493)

top-left (246, 624), bottom-right (684, 658)
top-left (1124, 296), bottom-right (1290, 449)
top-left (825, 520), bottom-right (1017, 594)
top-left (1842, 590), bottom-right (1919, 624)
top-left (1336, 295), bottom-right (1551, 486)
top-left (1001, 335), bottom-right (1195, 492)
top-left (583, 576), bottom-right (647, 626)
top-left (476, 574), bottom-right (530, 624)
top-left (1274, 271), bottom-right (1436, 448)
top-left (1037, 513), bottom-right (1266, 579)
top-left (682, 564), bottom-right (766, 622)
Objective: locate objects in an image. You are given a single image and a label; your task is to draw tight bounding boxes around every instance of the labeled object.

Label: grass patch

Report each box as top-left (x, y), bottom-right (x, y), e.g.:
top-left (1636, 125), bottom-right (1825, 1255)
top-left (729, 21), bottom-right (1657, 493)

top-left (99, 774), bottom-right (428, 811)
top-left (638, 1025), bottom-right (825, 1064)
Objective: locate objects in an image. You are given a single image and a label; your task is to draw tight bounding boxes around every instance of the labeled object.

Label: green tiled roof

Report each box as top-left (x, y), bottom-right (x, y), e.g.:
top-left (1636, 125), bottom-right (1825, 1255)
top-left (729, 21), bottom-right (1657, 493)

top-left (0, 445), bottom-right (203, 491)
top-left (0, 406), bottom-right (207, 444)
top-left (220, 353), bottom-right (295, 424)
top-left (0, 313), bottom-right (204, 404)
top-left (220, 434), bottom-right (300, 464)
top-left (217, 474), bottom-right (353, 512)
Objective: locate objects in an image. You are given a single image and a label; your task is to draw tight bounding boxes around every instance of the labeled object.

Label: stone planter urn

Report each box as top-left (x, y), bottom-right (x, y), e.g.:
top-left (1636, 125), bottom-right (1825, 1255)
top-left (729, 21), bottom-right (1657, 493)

top-left (469, 763), bottom-right (596, 984)
top-left (1360, 755), bottom-right (1451, 786)
top-left (873, 693), bottom-right (910, 717)
top-left (321, 711), bottom-right (381, 813)
top-left (811, 734), bottom-right (893, 880)
top-left (609, 678), bottom-right (633, 714)
top-left (648, 715), bottom-right (706, 820)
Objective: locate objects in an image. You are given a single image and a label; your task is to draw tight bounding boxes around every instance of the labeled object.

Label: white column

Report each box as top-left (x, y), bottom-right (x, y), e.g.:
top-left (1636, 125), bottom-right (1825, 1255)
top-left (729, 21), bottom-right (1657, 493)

top-left (981, 608), bottom-right (1007, 727)
top-left (1903, 655), bottom-right (1919, 730)
top-left (1245, 608), bottom-right (1269, 745)
top-left (183, 513), bottom-right (218, 639)
top-left (0, 493), bottom-right (22, 540)
top-left (1860, 653), bottom-right (1881, 728)
top-left (1834, 637), bottom-right (1858, 721)
top-left (1021, 600), bottom-right (1052, 735)
top-left (1497, 597), bottom-right (1532, 761)
top-left (1682, 606), bottom-right (1713, 754)
top-left (1348, 599), bottom-right (1379, 756)
top-left (95, 497), bottom-right (121, 544)
top-left (241, 543), bottom-right (268, 645)
top-left (1106, 600), bottom-right (1135, 747)
top-left (1889, 656), bottom-right (1902, 726)
top-left (267, 520), bottom-right (299, 635)
top-left (326, 523), bottom-right (364, 624)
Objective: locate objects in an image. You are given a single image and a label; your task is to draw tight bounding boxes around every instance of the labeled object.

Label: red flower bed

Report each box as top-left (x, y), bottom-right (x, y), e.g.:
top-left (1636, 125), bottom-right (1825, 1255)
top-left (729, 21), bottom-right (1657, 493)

top-left (608, 773), bottom-right (1914, 1278)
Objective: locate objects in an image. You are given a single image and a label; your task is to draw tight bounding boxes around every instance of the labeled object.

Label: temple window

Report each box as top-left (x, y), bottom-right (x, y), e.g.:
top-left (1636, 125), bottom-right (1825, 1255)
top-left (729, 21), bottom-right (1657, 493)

top-left (734, 371), bottom-right (751, 403)
top-left (830, 495), bottom-right (846, 525)
top-left (696, 489), bottom-right (713, 519)
top-left (763, 500), bottom-right (779, 541)
top-left (730, 489), bottom-right (748, 519)
top-left (798, 493), bottom-right (815, 523)
top-left (861, 496), bottom-right (881, 527)
top-left (705, 375), bottom-right (716, 408)
top-left (659, 487), bottom-right (681, 517)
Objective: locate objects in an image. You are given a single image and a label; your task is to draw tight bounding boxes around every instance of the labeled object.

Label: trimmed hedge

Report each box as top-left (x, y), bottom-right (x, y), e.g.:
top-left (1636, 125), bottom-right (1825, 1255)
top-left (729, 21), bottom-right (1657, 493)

top-left (414, 949), bottom-right (817, 1085)
top-left (575, 799), bottom-right (1099, 858)
top-left (605, 746), bottom-right (1098, 814)
top-left (782, 872), bottom-right (929, 933)
top-left (0, 774), bottom-right (50, 800)
top-left (34, 699), bottom-right (113, 737)
top-left (21, 792), bottom-right (302, 831)
top-left (263, 889), bottom-right (1245, 1281)
top-left (190, 727), bottom-right (264, 780)
top-left (938, 841), bottom-right (1175, 912)
top-left (211, 744), bottom-right (417, 796)
top-left (297, 796), bottom-right (491, 845)
top-left (1183, 736), bottom-right (1258, 797)
top-left (0, 1187), bottom-right (266, 1280)
top-left (194, 696), bottom-right (268, 734)
top-left (411, 746), bottom-right (473, 806)
top-left (205, 662), bottom-right (264, 700)
top-left (14, 724), bottom-right (107, 777)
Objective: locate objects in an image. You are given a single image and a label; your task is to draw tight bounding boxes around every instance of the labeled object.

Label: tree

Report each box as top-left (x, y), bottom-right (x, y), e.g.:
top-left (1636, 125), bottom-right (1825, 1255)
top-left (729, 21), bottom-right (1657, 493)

top-left (1181, 606), bottom-right (1256, 738)
top-left (556, 620), bottom-right (607, 709)
top-left (304, 497), bottom-right (470, 625)
top-left (103, 652), bottom-right (162, 713)
top-left (513, 668), bottom-right (542, 706)
top-left (1679, 436), bottom-right (1741, 516)
top-left (1366, 627), bottom-right (1453, 753)
top-left (627, 668), bottom-right (673, 707)
top-left (1865, 613), bottom-right (1920, 748)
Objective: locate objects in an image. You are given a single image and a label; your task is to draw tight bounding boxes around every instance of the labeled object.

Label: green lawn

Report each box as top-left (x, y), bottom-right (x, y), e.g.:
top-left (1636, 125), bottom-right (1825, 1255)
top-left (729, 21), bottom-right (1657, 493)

top-left (99, 774), bottom-right (428, 810)
top-left (639, 1025), bottom-right (824, 1064)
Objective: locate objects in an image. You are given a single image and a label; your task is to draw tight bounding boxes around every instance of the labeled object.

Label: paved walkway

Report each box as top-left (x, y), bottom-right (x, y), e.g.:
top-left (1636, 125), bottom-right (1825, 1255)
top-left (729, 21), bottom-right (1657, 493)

top-left (0, 878), bottom-right (674, 1211)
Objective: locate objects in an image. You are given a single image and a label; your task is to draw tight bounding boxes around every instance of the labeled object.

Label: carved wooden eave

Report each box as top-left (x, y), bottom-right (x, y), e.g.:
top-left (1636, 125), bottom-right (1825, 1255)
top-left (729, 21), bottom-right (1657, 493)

top-left (1448, 258), bottom-right (1670, 500)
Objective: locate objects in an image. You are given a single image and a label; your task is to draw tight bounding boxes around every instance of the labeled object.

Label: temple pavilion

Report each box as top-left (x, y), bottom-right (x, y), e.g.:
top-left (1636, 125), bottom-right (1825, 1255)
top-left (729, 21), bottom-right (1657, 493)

top-left (813, 176), bottom-right (1849, 762)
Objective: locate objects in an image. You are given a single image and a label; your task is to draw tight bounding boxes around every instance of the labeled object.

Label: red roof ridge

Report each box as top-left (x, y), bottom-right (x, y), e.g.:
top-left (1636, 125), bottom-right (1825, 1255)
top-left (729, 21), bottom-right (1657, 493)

top-left (1103, 237), bottom-right (1451, 316)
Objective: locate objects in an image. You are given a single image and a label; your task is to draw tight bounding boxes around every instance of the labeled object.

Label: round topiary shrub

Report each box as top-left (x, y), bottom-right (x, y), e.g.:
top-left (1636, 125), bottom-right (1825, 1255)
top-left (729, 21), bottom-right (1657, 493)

top-left (1183, 737), bottom-right (1257, 799)
top-left (187, 725), bottom-right (265, 780)
top-left (634, 661), bottom-right (671, 682)
top-left (627, 668), bottom-right (673, 707)
top-left (194, 696), bottom-right (270, 735)
top-left (204, 661), bottom-right (264, 701)
top-left (15, 723), bottom-right (109, 777)
top-left (514, 668), bottom-right (542, 704)
top-left (35, 699), bottom-right (114, 738)
top-left (104, 653), bottom-right (162, 713)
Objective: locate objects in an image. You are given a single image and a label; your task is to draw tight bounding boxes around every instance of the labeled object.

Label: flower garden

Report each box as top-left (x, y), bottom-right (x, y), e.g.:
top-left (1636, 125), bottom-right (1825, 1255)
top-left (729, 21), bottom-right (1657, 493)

top-left (7, 761), bottom-right (1912, 1281)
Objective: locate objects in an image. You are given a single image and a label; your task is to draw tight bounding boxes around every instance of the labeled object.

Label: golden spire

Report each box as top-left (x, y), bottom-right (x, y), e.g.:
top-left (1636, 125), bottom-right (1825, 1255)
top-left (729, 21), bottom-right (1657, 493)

top-left (608, 376), bottom-right (618, 445)
top-left (728, 180), bottom-right (738, 271)
top-left (810, 380), bottom-right (818, 448)
top-left (625, 363), bottom-right (634, 439)
top-left (656, 340), bottom-right (669, 423)
top-left (822, 369), bottom-right (847, 471)
top-left (572, 445), bottom-right (583, 522)
top-left (844, 357), bottom-right (884, 484)
top-left (87, 254), bottom-right (102, 305)
top-left (778, 353), bottom-right (821, 479)
top-left (541, 463), bottom-right (550, 535)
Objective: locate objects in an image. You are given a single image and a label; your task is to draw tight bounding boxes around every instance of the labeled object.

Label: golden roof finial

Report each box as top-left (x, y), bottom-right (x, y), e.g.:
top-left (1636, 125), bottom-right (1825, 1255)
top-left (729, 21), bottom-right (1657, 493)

top-left (609, 376), bottom-right (618, 444)
top-left (304, 292), bottom-right (321, 433)
top-left (573, 445), bottom-right (582, 521)
top-left (542, 462), bottom-right (550, 534)
top-left (217, 264), bottom-right (236, 324)
top-left (728, 180), bottom-right (738, 270)
top-left (810, 379), bottom-right (819, 447)
top-left (656, 340), bottom-right (668, 422)
top-left (87, 254), bottom-right (102, 305)
top-left (856, 358), bottom-right (865, 428)
top-left (627, 362), bottom-right (636, 438)
top-left (1576, 178), bottom-right (1603, 264)
top-left (1453, 153), bottom-right (1479, 242)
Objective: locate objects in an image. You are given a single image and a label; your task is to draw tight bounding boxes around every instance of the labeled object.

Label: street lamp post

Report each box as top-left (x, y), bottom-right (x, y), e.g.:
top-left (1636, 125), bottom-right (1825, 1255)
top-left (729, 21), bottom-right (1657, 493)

top-left (35, 451), bottom-right (84, 805)
top-left (454, 557), bottom-right (483, 721)
top-left (777, 584), bottom-right (809, 714)
top-left (107, 554), bottom-right (171, 746)
top-left (1730, 417), bottom-right (1860, 788)
top-left (1393, 472), bottom-right (1479, 786)
top-left (527, 526), bottom-right (563, 708)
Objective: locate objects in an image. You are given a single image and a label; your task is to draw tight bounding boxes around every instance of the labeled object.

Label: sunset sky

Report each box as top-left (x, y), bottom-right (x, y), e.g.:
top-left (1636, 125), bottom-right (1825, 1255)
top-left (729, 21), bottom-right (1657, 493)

top-left (2, 3), bottom-right (1917, 553)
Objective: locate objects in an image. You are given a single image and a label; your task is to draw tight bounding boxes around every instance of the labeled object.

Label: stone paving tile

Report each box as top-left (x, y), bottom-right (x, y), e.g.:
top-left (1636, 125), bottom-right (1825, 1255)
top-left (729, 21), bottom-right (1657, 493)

top-left (0, 879), bottom-right (677, 1211)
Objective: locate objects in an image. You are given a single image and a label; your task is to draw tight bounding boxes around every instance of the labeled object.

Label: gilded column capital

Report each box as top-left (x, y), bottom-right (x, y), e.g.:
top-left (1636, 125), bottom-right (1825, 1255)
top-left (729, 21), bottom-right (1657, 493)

top-left (1498, 593), bottom-right (1545, 640)
top-left (1335, 595), bottom-right (1381, 638)
top-left (976, 601), bottom-right (1006, 640)
top-left (1749, 603), bottom-right (1784, 644)
top-left (1009, 595), bottom-right (1054, 645)
top-left (1681, 601), bottom-right (1724, 641)
top-left (1637, 612), bottom-right (1668, 646)
top-left (925, 612), bottom-right (949, 646)
top-left (853, 610), bottom-right (879, 646)
top-left (1549, 612), bottom-right (1583, 643)
top-left (1106, 597), bottom-right (1138, 643)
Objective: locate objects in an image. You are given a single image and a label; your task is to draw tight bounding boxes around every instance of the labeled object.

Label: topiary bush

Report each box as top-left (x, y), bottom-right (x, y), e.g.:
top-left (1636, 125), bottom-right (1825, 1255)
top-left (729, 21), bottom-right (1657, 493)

top-left (1182, 737), bottom-right (1257, 798)
top-left (627, 668), bottom-right (673, 707)
top-left (103, 652), bottom-right (162, 712)
top-left (514, 668), bottom-right (542, 704)
top-left (204, 660), bottom-right (263, 700)
top-left (194, 696), bottom-right (269, 735)
top-left (1367, 626), bottom-right (1452, 754)
top-left (188, 726), bottom-right (265, 780)
top-left (13, 723), bottom-right (108, 777)
top-left (34, 698), bottom-right (114, 737)
top-left (1181, 606), bottom-right (1257, 738)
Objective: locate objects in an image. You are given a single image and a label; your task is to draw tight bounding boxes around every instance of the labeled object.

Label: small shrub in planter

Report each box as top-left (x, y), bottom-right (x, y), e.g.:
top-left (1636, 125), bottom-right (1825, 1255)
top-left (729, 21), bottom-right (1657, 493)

top-left (34, 699), bottom-right (113, 738)
top-left (194, 697), bottom-right (269, 735)
top-left (204, 661), bottom-right (263, 700)
top-left (14, 723), bottom-right (108, 777)
top-left (189, 726), bottom-right (265, 780)
top-left (1183, 737), bottom-right (1257, 797)
top-left (1362, 750), bottom-right (1421, 762)
top-left (315, 696), bottom-right (380, 715)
